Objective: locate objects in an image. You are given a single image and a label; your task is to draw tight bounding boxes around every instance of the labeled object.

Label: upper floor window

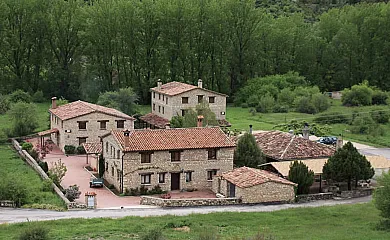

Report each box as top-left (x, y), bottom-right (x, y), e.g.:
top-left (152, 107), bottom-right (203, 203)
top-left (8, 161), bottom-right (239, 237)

top-left (78, 121), bottom-right (87, 130)
top-left (207, 170), bottom-right (218, 180)
top-left (153, 92), bottom-right (155, 98)
top-left (111, 167), bottom-right (114, 177)
top-left (140, 152), bottom-right (152, 163)
top-left (166, 98), bottom-right (168, 104)
top-left (159, 93), bottom-right (161, 100)
top-left (117, 150), bottom-right (120, 159)
top-left (117, 169), bottom-right (121, 182)
top-left (198, 95), bottom-right (204, 103)
top-left (141, 174), bottom-right (151, 184)
top-left (153, 103), bottom-right (155, 111)
top-left (162, 107), bottom-right (165, 114)
top-left (158, 106), bottom-right (161, 113)
top-left (170, 151), bottom-right (181, 162)
top-left (182, 97), bottom-right (189, 104)
top-left (99, 120), bottom-right (109, 130)
top-left (78, 137), bottom-right (87, 146)
top-left (106, 142), bottom-right (108, 153)
top-left (209, 96), bottom-right (215, 104)
top-left (162, 95), bottom-right (165, 101)
top-left (116, 120), bottom-right (125, 129)
top-left (105, 162), bottom-right (108, 171)
top-left (208, 149), bottom-right (217, 160)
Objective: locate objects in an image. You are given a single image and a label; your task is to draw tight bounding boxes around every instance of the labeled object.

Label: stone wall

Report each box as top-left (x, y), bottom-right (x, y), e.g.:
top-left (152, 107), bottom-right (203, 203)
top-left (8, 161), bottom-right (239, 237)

top-left (296, 193), bottom-right (334, 202)
top-left (336, 188), bottom-right (374, 198)
top-left (140, 196), bottom-right (241, 207)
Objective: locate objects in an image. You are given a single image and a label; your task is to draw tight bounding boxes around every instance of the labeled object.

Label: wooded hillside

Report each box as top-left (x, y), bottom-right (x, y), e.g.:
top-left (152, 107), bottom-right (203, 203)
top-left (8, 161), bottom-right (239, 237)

top-left (0, 0), bottom-right (389, 104)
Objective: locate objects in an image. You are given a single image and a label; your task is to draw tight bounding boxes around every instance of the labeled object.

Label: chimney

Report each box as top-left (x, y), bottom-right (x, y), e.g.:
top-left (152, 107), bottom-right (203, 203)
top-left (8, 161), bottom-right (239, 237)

top-left (302, 123), bottom-right (310, 140)
top-left (336, 136), bottom-right (343, 150)
top-left (197, 115), bottom-right (204, 128)
top-left (123, 130), bottom-right (130, 149)
top-left (157, 79), bottom-right (162, 89)
top-left (51, 97), bottom-right (57, 109)
top-left (198, 79), bottom-right (202, 88)
top-left (249, 125), bottom-right (253, 134)
top-left (288, 129), bottom-right (294, 136)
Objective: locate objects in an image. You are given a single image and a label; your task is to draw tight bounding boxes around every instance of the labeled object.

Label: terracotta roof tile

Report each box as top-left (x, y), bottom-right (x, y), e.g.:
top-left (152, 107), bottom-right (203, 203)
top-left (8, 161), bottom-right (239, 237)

top-left (49, 100), bottom-right (135, 121)
top-left (139, 113), bottom-right (170, 128)
top-left (221, 167), bottom-right (297, 188)
top-left (253, 131), bottom-right (335, 160)
top-left (151, 81), bottom-right (228, 96)
top-left (110, 127), bottom-right (235, 152)
top-left (82, 142), bottom-right (102, 154)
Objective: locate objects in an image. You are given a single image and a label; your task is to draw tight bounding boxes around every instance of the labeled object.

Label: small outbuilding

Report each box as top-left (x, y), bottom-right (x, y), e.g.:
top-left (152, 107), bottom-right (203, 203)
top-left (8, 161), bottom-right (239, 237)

top-left (212, 167), bottom-right (297, 203)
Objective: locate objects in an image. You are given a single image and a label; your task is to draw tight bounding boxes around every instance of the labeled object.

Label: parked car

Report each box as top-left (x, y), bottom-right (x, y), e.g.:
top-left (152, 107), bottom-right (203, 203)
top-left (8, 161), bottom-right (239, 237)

top-left (317, 136), bottom-right (338, 145)
top-left (89, 177), bottom-right (104, 188)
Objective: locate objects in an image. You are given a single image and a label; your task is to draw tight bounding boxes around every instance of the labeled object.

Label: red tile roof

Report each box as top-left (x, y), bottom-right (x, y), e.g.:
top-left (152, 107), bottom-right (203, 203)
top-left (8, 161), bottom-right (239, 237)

top-left (49, 100), bottom-right (135, 121)
top-left (151, 81), bottom-right (228, 96)
top-left (82, 142), bottom-right (102, 154)
top-left (37, 128), bottom-right (59, 136)
top-left (109, 127), bottom-right (235, 152)
top-left (139, 113), bottom-right (170, 129)
top-left (221, 167), bottom-right (297, 188)
top-left (253, 131), bottom-right (335, 160)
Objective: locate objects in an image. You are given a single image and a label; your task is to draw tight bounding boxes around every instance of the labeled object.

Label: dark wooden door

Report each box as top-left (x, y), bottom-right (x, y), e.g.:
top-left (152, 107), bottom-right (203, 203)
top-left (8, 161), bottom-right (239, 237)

top-left (171, 173), bottom-right (180, 190)
top-left (229, 182), bottom-right (236, 197)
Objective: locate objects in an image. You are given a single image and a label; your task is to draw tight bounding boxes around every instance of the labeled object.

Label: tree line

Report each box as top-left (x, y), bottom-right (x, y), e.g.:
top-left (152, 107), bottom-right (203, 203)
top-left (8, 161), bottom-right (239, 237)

top-left (0, 0), bottom-right (389, 104)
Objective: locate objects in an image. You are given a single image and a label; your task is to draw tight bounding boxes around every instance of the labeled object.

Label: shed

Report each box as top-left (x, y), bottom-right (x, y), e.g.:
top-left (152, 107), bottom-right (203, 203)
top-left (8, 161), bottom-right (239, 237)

top-left (212, 167), bottom-right (297, 203)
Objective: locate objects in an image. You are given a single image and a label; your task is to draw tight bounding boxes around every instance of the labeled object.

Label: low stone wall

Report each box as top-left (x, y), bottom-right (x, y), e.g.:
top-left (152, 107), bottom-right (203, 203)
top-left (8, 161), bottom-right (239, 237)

top-left (140, 196), bottom-right (241, 207)
top-left (296, 193), bottom-right (334, 202)
top-left (11, 139), bottom-right (73, 209)
top-left (336, 188), bottom-right (374, 199)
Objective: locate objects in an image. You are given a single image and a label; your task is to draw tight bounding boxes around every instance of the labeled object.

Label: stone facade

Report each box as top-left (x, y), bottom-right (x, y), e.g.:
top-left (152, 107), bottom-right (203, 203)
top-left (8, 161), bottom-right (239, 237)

top-left (213, 178), bottom-right (296, 203)
top-left (151, 86), bottom-right (227, 121)
top-left (50, 112), bottom-right (134, 151)
top-left (140, 196), bottom-right (241, 207)
top-left (102, 136), bottom-right (234, 193)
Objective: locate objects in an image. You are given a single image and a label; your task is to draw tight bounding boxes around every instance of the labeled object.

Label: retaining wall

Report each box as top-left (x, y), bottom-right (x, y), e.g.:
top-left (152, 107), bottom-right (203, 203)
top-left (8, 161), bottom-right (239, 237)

top-left (140, 196), bottom-right (241, 207)
top-left (296, 193), bottom-right (334, 202)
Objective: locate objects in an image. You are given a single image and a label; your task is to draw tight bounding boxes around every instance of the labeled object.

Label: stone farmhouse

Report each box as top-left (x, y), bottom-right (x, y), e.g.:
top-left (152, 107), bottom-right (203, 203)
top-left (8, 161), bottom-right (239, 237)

top-left (139, 79), bottom-right (230, 129)
top-left (41, 97), bottom-right (135, 151)
top-left (212, 167), bottom-right (297, 203)
top-left (100, 123), bottom-right (235, 194)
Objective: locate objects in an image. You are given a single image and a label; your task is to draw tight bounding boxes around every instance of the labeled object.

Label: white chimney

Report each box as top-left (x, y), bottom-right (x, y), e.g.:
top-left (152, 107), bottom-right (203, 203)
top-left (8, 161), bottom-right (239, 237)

top-left (288, 130), bottom-right (294, 136)
top-left (336, 138), bottom-right (343, 150)
top-left (198, 79), bottom-right (202, 88)
top-left (302, 123), bottom-right (310, 140)
top-left (197, 115), bottom-right (204, 128)
top-left (249, 125), bottom-right (253, 134)
top-left (157, 79), bottom-right (162, 89)
top-left (51, 97), bottom-right (57, 109)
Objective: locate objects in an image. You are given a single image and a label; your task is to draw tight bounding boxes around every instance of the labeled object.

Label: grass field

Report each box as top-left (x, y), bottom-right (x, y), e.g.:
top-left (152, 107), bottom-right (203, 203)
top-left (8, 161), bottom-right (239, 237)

top-left (0, 203), bottom-right (388, 239)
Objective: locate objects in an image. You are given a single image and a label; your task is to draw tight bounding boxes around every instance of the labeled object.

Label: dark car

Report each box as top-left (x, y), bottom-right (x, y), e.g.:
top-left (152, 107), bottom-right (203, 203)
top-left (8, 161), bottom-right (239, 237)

top-left (89, 178), bottom-right (104, 188)
top-left (317, 136), bottom-right (337, 145)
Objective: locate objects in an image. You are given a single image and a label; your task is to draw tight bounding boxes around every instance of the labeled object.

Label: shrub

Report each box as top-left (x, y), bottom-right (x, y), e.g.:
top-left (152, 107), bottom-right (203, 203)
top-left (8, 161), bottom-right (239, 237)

top-left (140, 228), bottom-right (165, 240)
top-left (42, 179), bottom-right (53, 192)
top-left (9, 89), bottom-right (31, 103)
top-left (56, 98), bottom-right (69, 107)
top-left (64, 145), bottom-right (76, 154)
top-left (76, 145), bottom-right (86, 154)
top-left (38, 161), bottom-right (49, 173)
top-left (372, 90), bottom-right (388, 105)
top-left (22, 142), bottom-right (33, 152)
top-left (273, 105), bottom-right (288, 113)
top-left (350, 115), bottom-right (376, 135)
top-left (311, 93), bottom-right (330, 112)
top-left (148, 185), bottom-right (166, 195)
top-left (373, 171), bottom-right (390, 221)
top-left (0, 94), bottom-right (10, 114)
top-left (295, 96), bottom-right (317, 114)
top-left (32, 90), bottom-right (45, 103)
top-left (19, 225), bottom-right (49, 240)
top-left (129, 187), bottom-right (140, 196)
top-left (140, 185), bottom-right (148, 195)
top-left (47, 159), bottom-right (67, 186)
top-left (247, 95), bottom-right (260, 108)
top-left (370, 110), bottom-right (390, 124)
top-left (314, 112), bottom-right (349, 124)
top-left (241, 102), bottom-right (249, 108)
top-left (255, 94), bottom-right (275, 113)
top-left (8, 102), bottom-right (39, 137)
top-left (0, 177), bottom-right (28, 207)
top-left (65, 185), bottom-right (81, 202)
top-left (342, 82), bottom-right (373, 106)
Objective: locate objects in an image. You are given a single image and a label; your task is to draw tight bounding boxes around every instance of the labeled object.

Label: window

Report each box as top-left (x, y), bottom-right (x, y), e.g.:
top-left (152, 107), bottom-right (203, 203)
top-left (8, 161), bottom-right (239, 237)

top-left (166, 98), bottom-right (168, 104)
top-left (162, 107), bottom-right (165, 114)
top-left (207, 170), bottom-right (218, 180)
top-left (208, 149), bottom-right (217, 160)
top-left (113, 148), bottom-right (116, 158)
top-left (117, 169), bottom-right (121, 182)
top-left (198, 95), bottom-right (204, 103)
top-left (181, 109), bottom-right (186, 116)
top-left (140, 152), bottom-right (152, 163)
top-left (106, 142), bottom-right (108, 153)
top-left (163, 95), bottom-right (165, 101)
top-left (185, 172), bottom-right (192, 182)
top-left (158, 106), bottom-right (161, 113)
top-left (99, 120), bottom-right (108, 130)
top-left (78, 121), bottom-right (87, 130)
top-left (153, 92), bottom-right (155, 98)
top-left (78, 137), bottom-right (87, 146)
top-left (209, 96), bottom-right (215, 103)
top-left (105, 162), bottom-right (108, 171)
top-left (153, 103), bottom-right (155, 111)
top-left (117, 150), bottom-right (120, 159)
top-left (141, 174), bottom-right (151, 184)
top-left (170, 151), bottom-right (181, 162)
top-left (159, 93), bottom-right (161, 100)
top-left (182, 97), bottom-right (189, 104)
top-left (111, 167), bottom-right (114, 177)
top-left (116, 120), bottom-right (125, 128)
top-left (159, 173), bottom-right (166, 184)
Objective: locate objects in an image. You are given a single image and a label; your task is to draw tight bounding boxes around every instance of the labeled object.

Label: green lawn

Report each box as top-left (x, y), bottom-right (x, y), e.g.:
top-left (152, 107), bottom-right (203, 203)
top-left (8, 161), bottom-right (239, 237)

top-left (0, 203), bottom-right (388, 239)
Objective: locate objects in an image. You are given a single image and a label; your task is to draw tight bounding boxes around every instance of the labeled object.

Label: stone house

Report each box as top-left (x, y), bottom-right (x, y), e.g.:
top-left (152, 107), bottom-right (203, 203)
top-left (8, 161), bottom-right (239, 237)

top-left (140, 79), bottom-right (229, 128)
top-left (212, 167), bottom-right (297, 203)
top-left (44, 97), bottom-right (135, 151)
top-left (100, 124), bottom-right (235, 193)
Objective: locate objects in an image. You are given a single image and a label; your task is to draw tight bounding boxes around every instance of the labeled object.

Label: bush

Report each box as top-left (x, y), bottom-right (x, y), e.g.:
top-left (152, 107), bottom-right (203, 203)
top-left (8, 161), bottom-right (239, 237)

top-left (140, 228), bottom-right (165, 240)
top-left (241, 103), bottom-right (249, 108)
top-left (32, 90), bottom-right (45, 103)
top-left (255, 94), bottom-right (275, 113)
top-left (295, 96), bottom-right (317, 114)
top-left (311, 93), bottom-right (330, 112)
top-left (64, 145), bottom-right (76, 154)
top-left (0, 177), bottom-right (28, 207)
top-left (65, 184), bottom-right (81, 202)
top-left (370, 110), bottom-right (390, 124)
top-left (22, 142), bottom-right (33, 152)
top-left (374, 171), bottom-right (390, 222)
top-left (0, 94), bottom-right (10, 114)
top-left (273, 105), bottom-right (288, 113)
top-left (247, 95), bottom-right (260, 108)
top-left (8, 102), bottom-right (39, 137)
top-left (140, 185), bottom-right (148, 195)
top-left (350, 115), bottom-right (376, 135)
top-left (76, 145), bottom-right (86, 154)
top-left (9, 89), bottom-right (31, 103)
top-left (19, 225), bottom-right (49, 240)
top-left (29, 149), bottom-right (39, 161)
top-left (47, 159), bottom-right (67, 186)
top-left (342, 82), bottom-right (373, 106)
top-left (38, 161), bottom-right (49, 173)
top-left (372, 90), bottom-right (388, 105)
top-left (314, 112), bottom-right (349, 124)
top-left (0, 130), bottom-right (8, 144)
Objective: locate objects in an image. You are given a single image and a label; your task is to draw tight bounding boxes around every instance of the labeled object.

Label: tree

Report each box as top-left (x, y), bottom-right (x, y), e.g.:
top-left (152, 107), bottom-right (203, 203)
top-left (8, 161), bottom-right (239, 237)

top-left (323, 142), bottom-right (374, 190)
top-left (170, 101), bottom-right (218, 128)
top-left (234, 133), bottom-right (265, 168)
top-left (8, 102), bottom-right (39, 137)
top-left (374, 171), bottom-right (390, 220)
top-left (288, 161), bottom-right (314, 194)
top-left (274, 120), bottom-right (330, 137)
top-left (97, 87), bottom-right (139, 115)
top-left (48, 159), bottom-right (67, 187)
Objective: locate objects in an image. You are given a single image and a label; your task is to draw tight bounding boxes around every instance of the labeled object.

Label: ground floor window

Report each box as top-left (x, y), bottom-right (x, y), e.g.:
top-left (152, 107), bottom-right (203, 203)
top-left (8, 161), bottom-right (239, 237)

top-left (185, 172), bottom-right (192, 182)
top-left (141, 174), bottom-right (151, 184)
top-left (207, 170), bottom-right (218, 181)
top-left (78, 137), bottom-right (87, 146)
top-left (117, 169), bottom-right (121, 182)
top-left (158, 173), bottom-right (166, 184)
